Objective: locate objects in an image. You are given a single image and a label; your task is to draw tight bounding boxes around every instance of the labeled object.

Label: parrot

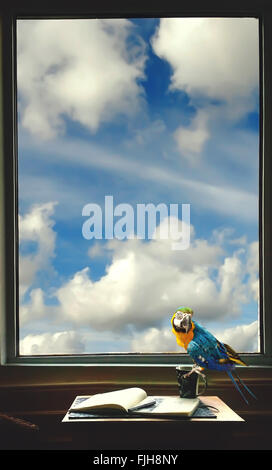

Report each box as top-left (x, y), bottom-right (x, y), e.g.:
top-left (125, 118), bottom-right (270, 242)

top-left (171, 306), bottom-right (257, 404)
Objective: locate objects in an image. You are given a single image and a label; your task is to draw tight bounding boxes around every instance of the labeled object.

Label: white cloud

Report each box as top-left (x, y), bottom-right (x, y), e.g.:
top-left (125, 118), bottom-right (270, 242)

top-left (246, 241), bottom-right (259, 301)
top-left (19, 202), bottom-right (57, 298)
top-left (19, 211), bottom-right (259, 351)
top-left (152, 18), bottom-right (259, 159)
top-left (131, 327), bottom-right (179, 353)
top-left (51, 217), bottom-right (255, 332)
top-left (20, 288), bottom-right (49, 325)
top-left (130, 320), bottom-right (259, 353)
top-left (88, 243), bottom-right (106, 258)
top-left (20, 330), bottom-right (85, 355)
top-left (211, 321), bottom-right (259, 353)
top-left (173, 110), bottom-right (210, 161)
top-left (152, 18), bottom-right (259, 112)
top-left (218, 254), bottom-right (247, 307)
top-left (17, 19), bottom-right (146, 139)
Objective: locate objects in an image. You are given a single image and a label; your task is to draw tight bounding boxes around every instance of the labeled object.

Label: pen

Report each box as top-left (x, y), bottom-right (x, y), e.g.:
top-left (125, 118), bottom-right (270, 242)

top-left (128, 399), bottom-right (157, 412)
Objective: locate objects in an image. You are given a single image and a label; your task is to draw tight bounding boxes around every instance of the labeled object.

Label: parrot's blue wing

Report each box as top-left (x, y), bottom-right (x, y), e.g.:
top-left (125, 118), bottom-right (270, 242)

top-left (187, 338), bottom-right (225, 370)
top-left (187, 327), bottom-right (257, 404)
top-left (187, 321), bottom-right (242, 370)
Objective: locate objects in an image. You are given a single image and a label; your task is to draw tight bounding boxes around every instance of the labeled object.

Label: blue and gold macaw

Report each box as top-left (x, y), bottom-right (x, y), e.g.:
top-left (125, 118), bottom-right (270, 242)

top-left (171, 307), bottom-right (257, 404)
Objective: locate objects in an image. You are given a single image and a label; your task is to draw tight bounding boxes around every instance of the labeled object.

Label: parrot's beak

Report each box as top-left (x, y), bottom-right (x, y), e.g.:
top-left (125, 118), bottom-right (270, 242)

top-left (183, 313), bottom-right (192, 333)
top-left (173, 312), bottom-right (192, 333)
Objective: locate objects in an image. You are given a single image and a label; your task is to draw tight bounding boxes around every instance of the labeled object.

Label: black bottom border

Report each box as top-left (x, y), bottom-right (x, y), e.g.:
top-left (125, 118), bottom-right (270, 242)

top-left (0, 449), bottom-right (270, 465)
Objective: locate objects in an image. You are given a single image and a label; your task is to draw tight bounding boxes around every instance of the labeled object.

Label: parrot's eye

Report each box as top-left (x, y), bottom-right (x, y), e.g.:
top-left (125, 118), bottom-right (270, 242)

top-left (175, 312), bottom-right (184, 320)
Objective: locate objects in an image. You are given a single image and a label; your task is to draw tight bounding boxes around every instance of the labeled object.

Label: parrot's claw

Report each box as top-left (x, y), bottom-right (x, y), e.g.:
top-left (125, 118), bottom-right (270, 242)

top-left (184, 365), bottom-right (206, 379)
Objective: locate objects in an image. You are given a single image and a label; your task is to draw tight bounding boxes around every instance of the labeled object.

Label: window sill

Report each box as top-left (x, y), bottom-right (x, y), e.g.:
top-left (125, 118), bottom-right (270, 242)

top-left (0, 361), bottom-right (272, 387)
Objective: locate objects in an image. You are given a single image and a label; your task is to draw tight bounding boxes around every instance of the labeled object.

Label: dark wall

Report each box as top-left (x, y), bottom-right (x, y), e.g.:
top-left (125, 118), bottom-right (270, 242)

top-left (0, 365), bottom-right (271, 450)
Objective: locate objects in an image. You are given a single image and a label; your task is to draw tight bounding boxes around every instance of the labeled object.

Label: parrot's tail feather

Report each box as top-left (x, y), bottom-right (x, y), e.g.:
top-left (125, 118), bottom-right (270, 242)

top-left (227, 370), bottom-right (249, 405)
top-left (233, 370), bottom-right (257, 400)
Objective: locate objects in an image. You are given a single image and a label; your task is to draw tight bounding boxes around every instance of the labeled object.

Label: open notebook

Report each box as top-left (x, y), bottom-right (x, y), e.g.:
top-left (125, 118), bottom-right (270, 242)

top-left (66, 387), bottom-right (216, 419)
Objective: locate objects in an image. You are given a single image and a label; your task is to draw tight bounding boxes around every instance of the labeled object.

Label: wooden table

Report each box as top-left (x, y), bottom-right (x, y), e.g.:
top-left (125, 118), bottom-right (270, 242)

top-left (62, 396), bottom-right (244, 449)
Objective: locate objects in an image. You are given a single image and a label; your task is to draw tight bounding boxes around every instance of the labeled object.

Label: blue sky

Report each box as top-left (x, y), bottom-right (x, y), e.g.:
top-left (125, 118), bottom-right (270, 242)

top-left (17, 17), bottom-right (260, 354)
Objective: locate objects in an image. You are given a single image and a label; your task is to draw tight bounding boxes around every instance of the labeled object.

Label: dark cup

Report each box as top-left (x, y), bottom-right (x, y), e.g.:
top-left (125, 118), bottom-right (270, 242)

top-left (176, 367), bottom-right (207, 398)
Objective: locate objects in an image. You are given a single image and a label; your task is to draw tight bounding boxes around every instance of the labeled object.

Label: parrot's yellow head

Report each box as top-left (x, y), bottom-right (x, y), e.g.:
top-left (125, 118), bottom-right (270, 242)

top-left (171, 307), bottom-right (195, 350)
top-left (172, 307), bottom-right (193, 334)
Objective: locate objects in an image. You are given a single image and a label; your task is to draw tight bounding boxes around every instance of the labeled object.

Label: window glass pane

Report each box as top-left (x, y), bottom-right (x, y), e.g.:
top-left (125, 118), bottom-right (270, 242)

top-left (17, 17), bottom-right (260, 355)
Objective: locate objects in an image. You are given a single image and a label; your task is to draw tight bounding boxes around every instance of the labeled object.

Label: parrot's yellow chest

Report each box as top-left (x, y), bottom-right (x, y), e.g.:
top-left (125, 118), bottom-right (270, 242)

top-left (171, 316), bottom-right (195, 350)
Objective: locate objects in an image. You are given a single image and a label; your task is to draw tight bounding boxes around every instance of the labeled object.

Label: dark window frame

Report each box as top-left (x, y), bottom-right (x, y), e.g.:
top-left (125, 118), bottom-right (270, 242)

top-left (0, 1), bottom-right (271, 369)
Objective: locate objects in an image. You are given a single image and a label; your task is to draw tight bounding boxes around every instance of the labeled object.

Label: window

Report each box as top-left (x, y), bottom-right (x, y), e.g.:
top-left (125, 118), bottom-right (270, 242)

top-left (1, 1), bottom-right (272, 367)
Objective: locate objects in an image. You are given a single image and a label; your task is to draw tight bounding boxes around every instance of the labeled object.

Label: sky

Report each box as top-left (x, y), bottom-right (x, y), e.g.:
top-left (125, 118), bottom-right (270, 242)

top-left (17, 17), bottom-right (260, 355)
